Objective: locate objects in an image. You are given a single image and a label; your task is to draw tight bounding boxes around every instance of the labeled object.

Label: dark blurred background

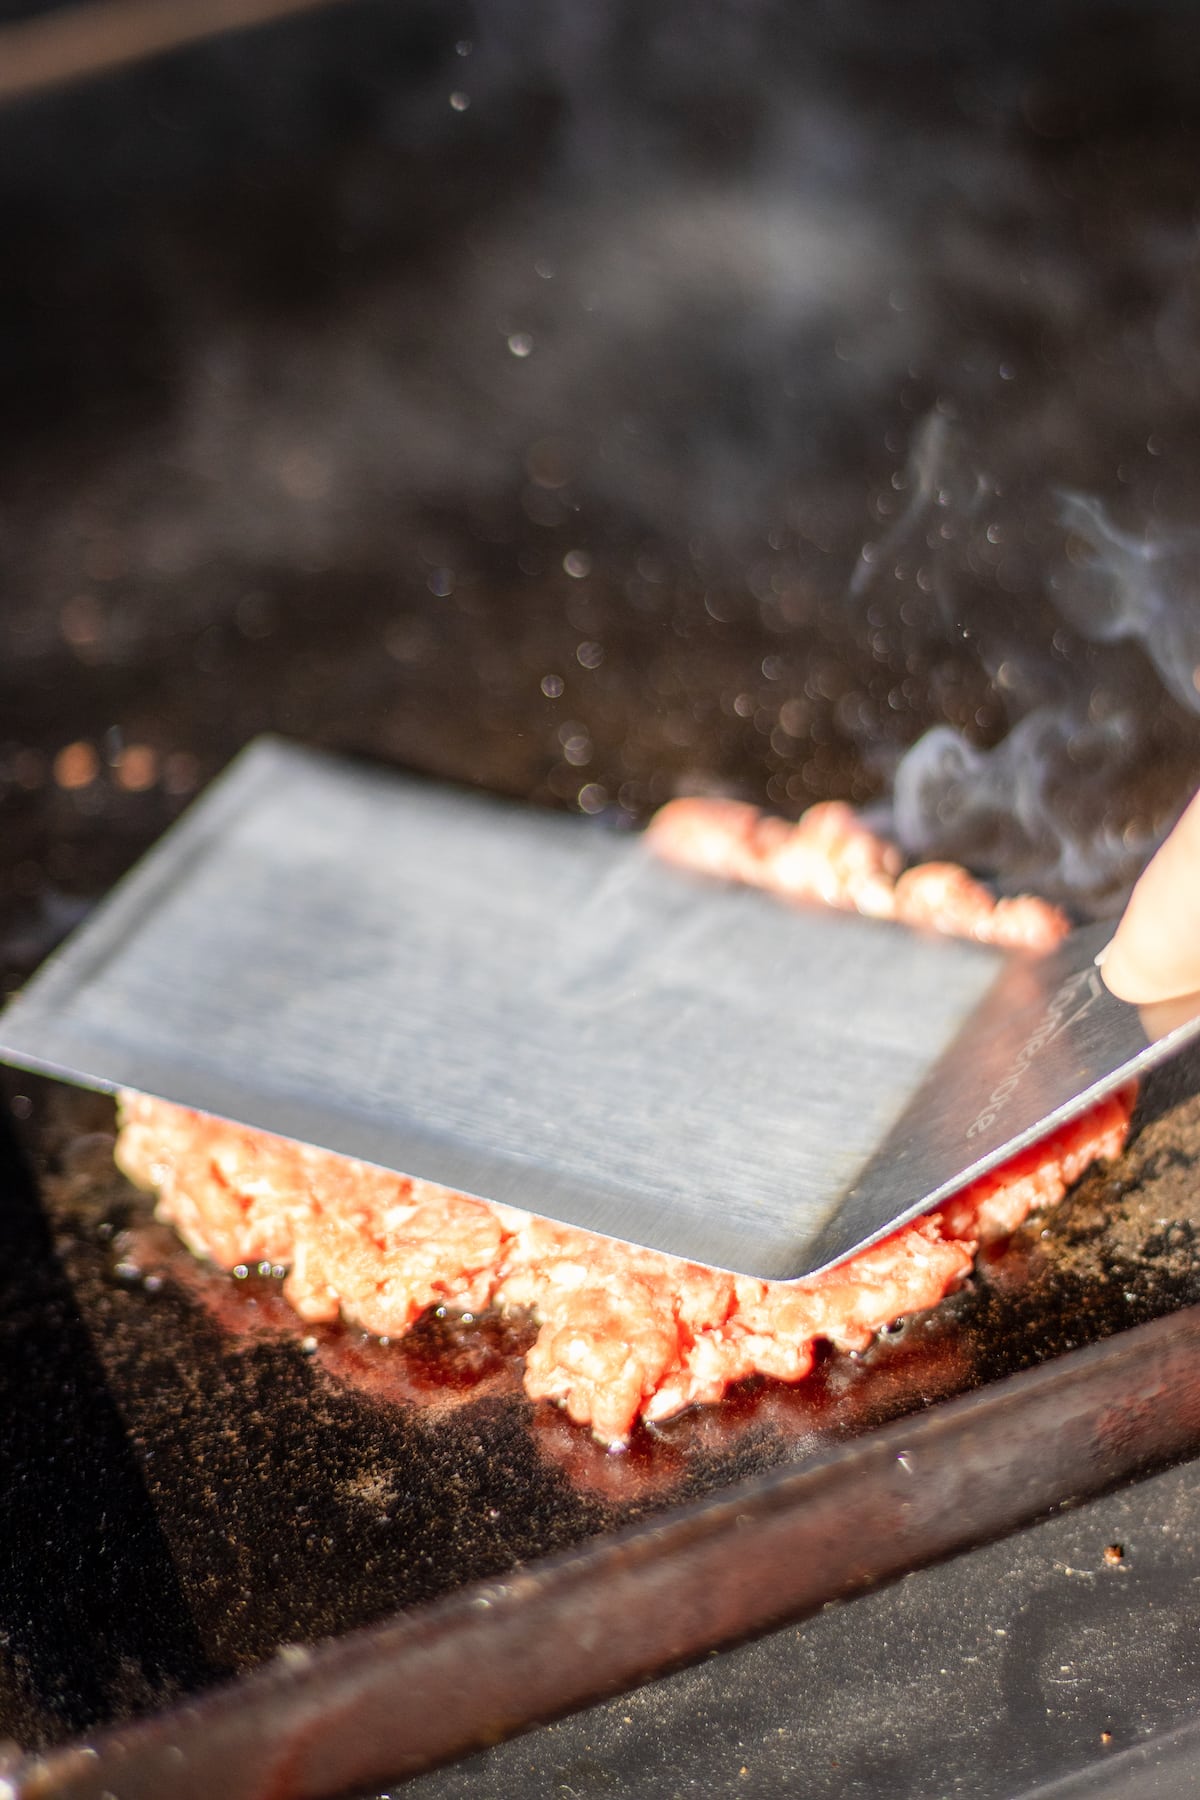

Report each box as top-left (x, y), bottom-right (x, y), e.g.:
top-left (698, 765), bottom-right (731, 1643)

top-left (5, 0), bottom-right (1200, 985)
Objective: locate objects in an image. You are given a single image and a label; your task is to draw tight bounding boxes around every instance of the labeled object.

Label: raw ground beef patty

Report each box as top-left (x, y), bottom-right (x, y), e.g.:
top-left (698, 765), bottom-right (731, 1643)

top-left (112, 797), bottom-right (1134, 1446)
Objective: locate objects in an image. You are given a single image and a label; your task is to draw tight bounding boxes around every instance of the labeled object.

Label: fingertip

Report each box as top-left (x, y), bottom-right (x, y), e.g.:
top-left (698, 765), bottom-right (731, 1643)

top-left (1098, 935), bottom-right (1148, 1004)
top-left (1098, 789), bottom-right (1200, 1004)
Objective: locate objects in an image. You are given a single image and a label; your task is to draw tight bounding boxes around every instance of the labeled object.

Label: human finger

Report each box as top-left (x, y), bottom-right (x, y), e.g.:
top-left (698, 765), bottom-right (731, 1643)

top-left (1101, 789), bottom-right (1200, 1004)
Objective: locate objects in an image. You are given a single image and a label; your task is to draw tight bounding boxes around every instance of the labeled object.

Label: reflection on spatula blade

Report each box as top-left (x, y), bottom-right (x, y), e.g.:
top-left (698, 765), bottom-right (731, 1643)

top-left (0, 738), bottom-right (1192, 1281)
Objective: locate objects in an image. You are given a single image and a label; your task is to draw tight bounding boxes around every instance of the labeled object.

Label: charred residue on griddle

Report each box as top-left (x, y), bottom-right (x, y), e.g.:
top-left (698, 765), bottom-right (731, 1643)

top-left (4, 1054), bottom-right (1199, 1719)
top-left (9, 0), bottom-right (1200, 1752)
top-left (0, 1083), bottom-right (222, 1751)
top-left (22, 1098), bottom-right (616, 1675)
top-left (914, 1086), bottom-right (1200, 1387)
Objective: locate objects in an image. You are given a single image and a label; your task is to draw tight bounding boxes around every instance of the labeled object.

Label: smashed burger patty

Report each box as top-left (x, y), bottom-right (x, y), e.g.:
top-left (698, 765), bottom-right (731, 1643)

top-left (113, 797), bottom-right (1132, 1447)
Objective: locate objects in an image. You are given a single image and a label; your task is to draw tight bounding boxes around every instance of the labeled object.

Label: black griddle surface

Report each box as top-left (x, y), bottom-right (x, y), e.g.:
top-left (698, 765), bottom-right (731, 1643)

top-left (6, 0), bottom-right (1200, 1790)
top-left (395, 1451), bottom-right (1200, 1800)
top-left (4, 1046), bottom-right (1200, 1763)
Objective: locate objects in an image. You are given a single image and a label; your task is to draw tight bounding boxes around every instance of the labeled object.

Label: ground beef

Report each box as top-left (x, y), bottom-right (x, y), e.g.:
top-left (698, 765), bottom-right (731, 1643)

top-left (645, 797), bottom-right (1071, 950)
top-left (112, 797), bottom-right (1131, 1446)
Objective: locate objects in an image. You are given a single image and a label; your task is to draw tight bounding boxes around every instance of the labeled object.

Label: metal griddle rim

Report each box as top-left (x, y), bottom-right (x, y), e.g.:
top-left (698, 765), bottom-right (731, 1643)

top-left (13, 1300), bottom-right (1200, 1800)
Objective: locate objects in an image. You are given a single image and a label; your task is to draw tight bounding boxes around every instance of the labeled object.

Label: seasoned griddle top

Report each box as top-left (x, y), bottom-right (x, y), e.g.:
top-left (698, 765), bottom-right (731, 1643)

top-left (4, 1047), bottom-right (1200, 1763)
top-left (6, 0), bottom-right (1200, 1787)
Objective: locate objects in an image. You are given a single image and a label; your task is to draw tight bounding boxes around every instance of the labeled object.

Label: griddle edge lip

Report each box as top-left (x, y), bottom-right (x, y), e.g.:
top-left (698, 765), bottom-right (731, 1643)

top-left (13, 1300), bottom-right (1200, 1800)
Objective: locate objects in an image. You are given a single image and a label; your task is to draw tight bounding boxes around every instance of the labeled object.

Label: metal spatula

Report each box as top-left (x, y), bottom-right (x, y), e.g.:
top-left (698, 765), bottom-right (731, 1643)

top-left (0, 737), bottom-right (1193, 1280)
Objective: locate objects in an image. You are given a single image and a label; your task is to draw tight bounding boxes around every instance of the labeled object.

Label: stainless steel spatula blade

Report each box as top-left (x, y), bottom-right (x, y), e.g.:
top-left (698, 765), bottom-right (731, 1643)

top-left (0, 738), bottom-right (1192, 1280)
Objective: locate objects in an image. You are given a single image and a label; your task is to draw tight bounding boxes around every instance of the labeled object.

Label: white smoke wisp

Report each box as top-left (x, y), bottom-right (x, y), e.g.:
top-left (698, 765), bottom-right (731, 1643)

top-left (859, 459), bottom-right (1200, 913)
top-left (1055, 491), bottom-right (1200, 716)
top-left (849, 411), bottom-right (991, 626)
top-left (890, 708), bottom-right (1158, 910)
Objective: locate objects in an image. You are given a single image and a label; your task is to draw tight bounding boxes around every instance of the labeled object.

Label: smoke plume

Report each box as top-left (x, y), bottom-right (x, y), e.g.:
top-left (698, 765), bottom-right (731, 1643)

top-left (4, 0), bottom-right (1200, 912)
